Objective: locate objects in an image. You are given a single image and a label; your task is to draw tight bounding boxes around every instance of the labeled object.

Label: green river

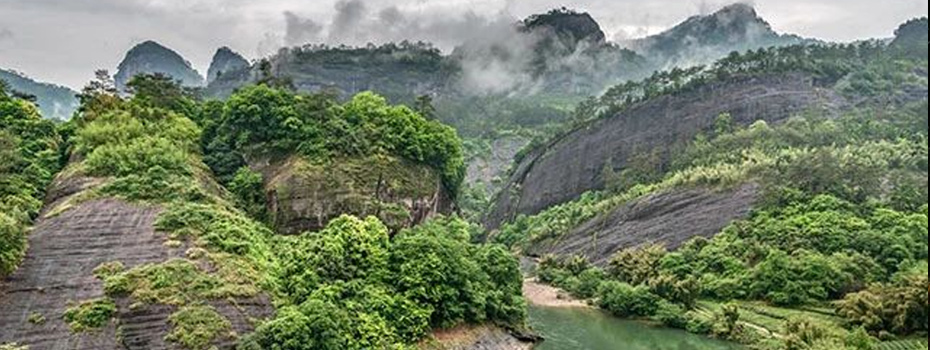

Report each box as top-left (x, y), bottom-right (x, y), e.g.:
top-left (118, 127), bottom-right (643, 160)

top-left (528, 305), bottom-right (742, 350)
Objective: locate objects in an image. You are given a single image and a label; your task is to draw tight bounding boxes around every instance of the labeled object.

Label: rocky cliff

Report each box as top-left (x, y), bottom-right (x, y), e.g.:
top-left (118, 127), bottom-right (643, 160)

top-left (486, 73), bottom-right (846, 229)
top-left (251, 155), bottom-right (454, 235)
top-left (524, 184), bottom-right (760, 265)
top-left (114, 41), bottom-right (204, 92)
top-left (0, 171), bottom-right (271, 349)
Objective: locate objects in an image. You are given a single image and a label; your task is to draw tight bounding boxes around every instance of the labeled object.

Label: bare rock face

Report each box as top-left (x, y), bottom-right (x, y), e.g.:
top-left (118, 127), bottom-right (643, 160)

top-left (114, 40), bottom-right (204, 92)
top-left (486, 73), bottom-right (846, 230)
top-left (465, 136), bottom-right (529, 193)
top-left (524, 184), bottom-right (760, 265)
top-left (258, 155), bottom-right (454, 235)
top-left (207, 47), bottom-right (250, 85)
top-left (0, 174), bottom-right (271, 349)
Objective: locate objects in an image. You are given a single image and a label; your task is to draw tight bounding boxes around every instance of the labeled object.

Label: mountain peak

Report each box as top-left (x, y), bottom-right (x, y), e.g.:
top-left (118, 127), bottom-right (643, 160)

top-left (713, 3), bottom-right (758, 18)
top-left (207, 46), bottom-right (250, 84)
top-left (522, 8), bottom-right (607, 45)
top-left (114, 40), bottom-right (204, 91)
top-left (629, 2), bottom-right (805, 68)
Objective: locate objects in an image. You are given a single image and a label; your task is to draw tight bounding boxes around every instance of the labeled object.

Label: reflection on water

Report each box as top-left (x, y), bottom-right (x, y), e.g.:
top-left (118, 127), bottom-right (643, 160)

top-left (529, 305), bottom-right (742, 350)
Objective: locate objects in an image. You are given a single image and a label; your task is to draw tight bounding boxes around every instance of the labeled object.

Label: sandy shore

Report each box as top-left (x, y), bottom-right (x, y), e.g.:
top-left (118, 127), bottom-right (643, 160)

top-left (522, 278), bottom-right (590, 308)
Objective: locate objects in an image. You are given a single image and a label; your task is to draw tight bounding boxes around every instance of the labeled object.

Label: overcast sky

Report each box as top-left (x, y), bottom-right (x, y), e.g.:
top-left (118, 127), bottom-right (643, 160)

top-left (0, 0), bottom-right (926, 90)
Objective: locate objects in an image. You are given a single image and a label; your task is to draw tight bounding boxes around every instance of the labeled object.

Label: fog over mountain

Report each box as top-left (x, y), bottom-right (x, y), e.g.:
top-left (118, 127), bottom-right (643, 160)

top-left (0, 0), bottom-right (925, 89)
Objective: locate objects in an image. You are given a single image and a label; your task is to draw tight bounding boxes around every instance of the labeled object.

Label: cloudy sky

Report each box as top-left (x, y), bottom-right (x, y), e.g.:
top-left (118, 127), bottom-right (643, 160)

top-left (0, 0), bottom-right (925, 89)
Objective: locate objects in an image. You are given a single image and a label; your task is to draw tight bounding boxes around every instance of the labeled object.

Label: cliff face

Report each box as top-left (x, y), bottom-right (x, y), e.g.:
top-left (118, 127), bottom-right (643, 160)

top-left (253, 155), bottom-right (454, 235)
top-left (486, 73), bottom-right (846, 229)
top-left (205, 44), bottom-right (449, 102)
top-left (524, 184), bottom-right (760, 265)
top-left (114, 41), bottom-right (204, 92)
top-left (0, 173), bottom-right (271, 349)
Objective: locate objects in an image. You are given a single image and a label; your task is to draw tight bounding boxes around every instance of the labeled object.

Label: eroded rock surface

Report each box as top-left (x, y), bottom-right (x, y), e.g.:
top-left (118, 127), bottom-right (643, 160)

top-left (0, 184), bottom-right (270, 349)
top-left (257, 155), bottom-right (454, 234)
top-left (524, 184), bottom-right (759, 265)
top-left (486, 73), bottom-right (844, 229)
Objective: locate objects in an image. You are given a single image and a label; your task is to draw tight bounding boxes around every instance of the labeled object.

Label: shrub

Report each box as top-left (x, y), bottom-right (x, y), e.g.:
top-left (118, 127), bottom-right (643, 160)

top-left (596, 280), bottom-right (659, 318)
top-left (0, 213), bottom-right (26, 277)
top-left (166, 304), bottom-right (233, 350)
top-left (228, 167), bottom-right (267, 221)
top-left (653, 300), bottom-right (688, 329)
top-left (62, 297), bottom-right (117, 332)
top-left (84, 136), bottom-right (191, 178)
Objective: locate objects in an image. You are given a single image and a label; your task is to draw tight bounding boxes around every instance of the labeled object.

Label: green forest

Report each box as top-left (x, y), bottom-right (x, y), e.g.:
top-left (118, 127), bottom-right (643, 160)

top-left (0, 73), bottom-right (521, 349)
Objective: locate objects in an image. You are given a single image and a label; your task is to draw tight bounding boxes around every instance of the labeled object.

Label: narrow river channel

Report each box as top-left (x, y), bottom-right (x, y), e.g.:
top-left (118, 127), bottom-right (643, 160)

top-left (528, 305), bottom-right (742, 350)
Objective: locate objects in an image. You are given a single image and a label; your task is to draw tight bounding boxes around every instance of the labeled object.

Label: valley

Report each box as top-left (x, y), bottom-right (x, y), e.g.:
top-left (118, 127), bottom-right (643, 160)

top-left (0, 3), bottom-right (927, 350)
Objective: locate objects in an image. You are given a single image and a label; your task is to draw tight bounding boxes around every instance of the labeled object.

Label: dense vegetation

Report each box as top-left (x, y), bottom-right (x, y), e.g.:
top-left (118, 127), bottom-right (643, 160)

top-left (28, 73), bottom-right (523, 349)
top-left (201, 83), bottom-right (465, 194)
top-left (0, 82), bottom-right (61, 277)
top-left (501, 25), bottom-right (928, 350)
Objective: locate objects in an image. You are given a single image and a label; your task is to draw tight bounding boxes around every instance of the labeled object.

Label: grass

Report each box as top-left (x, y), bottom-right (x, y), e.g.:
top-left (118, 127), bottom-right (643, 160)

top-left (100, 258), bottom-right (257, 306)
top-left (165, 304), bottom-right (234, 350)
top-left (62, 297), bottom-right (117, 332)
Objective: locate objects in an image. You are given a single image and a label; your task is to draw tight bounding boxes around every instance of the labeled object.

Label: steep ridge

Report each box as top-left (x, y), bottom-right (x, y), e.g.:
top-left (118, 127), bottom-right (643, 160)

top-left (486, 73), bottom-right (845, 229)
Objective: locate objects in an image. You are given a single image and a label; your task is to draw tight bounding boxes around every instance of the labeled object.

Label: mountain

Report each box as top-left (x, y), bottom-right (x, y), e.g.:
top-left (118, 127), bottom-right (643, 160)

top-left (626, 3), bottom-right (808, 68)
top-left (206, 47), bottom-right (250, 84)
top-left (0, 69), bottom-right (78, 120)
top-left (486, 18), bottom-right (929, 231)
top-left (520, 7), bottom-right (608, 49)
top-left (114, 40), bottom-right (204, 92)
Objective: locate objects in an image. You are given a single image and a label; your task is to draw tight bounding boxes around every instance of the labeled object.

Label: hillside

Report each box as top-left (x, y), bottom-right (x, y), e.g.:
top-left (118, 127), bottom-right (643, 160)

top-left (1, 74), bottom-right (526, 349)
top-left (487, 18), bottom-right (928, 350)
top-left (0, 69), bottom-right (78, 120)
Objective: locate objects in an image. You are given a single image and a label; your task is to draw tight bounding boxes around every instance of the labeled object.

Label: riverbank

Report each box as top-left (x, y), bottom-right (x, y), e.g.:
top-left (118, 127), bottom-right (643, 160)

top-left (522, 278), bottom-right (590, 308)
top-left (421, 325), bottom-right (534, 350)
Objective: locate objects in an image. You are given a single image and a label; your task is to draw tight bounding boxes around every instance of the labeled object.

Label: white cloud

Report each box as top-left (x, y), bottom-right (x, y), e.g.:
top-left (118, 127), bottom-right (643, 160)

top-left (0, 0), bottom-right (925, 89)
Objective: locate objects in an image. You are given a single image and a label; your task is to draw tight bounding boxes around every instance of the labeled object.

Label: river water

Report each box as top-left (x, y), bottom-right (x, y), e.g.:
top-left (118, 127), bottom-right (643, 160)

top-left (528, 305), bottom-right (742, 350)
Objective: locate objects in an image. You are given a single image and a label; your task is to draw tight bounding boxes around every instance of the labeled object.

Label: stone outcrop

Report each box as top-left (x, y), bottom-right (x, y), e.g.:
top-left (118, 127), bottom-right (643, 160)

top-left (486, 73), bottom-right (845, 230)
top-left (253, 155), bottom-right (454, 235)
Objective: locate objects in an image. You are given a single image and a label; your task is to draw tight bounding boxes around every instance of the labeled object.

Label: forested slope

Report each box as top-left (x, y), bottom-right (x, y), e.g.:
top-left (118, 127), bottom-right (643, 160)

top-left (0, 73), bottom-right (527, 349)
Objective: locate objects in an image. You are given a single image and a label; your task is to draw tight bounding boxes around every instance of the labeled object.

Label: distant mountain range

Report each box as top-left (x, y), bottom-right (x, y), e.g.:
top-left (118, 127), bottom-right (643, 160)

top-left (0, 3), bottom-right (892, 120)
top-left (0, 69), bottom-right (78, 120)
